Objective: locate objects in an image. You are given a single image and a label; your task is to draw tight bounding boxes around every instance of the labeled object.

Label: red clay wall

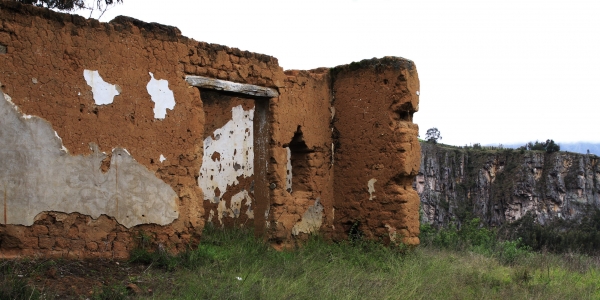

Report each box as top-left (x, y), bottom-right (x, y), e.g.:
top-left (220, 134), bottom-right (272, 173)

top-left (266, 68), bottom-right (334, 248)
top-left (0, 1), bottom-right (285, 259)
top-left (331, 58), bottom-right (421, 245)
top-left (0, 1), bottom-right (422, 259)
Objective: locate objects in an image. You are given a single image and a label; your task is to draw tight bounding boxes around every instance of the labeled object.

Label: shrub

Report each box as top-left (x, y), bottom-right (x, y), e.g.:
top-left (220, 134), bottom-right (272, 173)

top-left (501, 209), bottom-right (600, 255)
top-left (521, 139), bottom-right (560, 153)
top-left (420, 218), bottom-right (531, 264)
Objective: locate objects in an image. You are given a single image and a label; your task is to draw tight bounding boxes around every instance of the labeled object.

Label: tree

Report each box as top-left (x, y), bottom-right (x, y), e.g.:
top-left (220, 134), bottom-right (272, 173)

top-left (425, 127), bottom-right (442, 144)
top-left (545, 139), bottom-right (560, 153)
top-left (15, 0), bottom-right (122, 18)
top-left (520, 139), bottom-right (560, 153)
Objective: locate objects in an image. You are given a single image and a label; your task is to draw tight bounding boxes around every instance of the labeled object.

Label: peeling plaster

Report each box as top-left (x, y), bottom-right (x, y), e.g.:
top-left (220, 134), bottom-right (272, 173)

top-left (199, 105), bottom-right (254, 203)
top-left (217, 199), bottom-right (227, 225)
top-left (146, 72), bottom-right (175, 119)
top-left (385, 224), bottom-right (399, 244)
top-left (368, 178), bottom-right (377, 200)
top-left (229, 190), bottom-right (253, 219)
top-left (213, 190), bottom-right (253, 225)
top-left (292, 199), bottom-right (324, 235)
top-left (0, 91), bottom-right (179, 227)
top-left (285, 147), bottom-right (292, 193)
top-left (208, 209), bottom-right (214, 223)
top-left (3, 92), bottom-right (32, 119)
top-left (159, 154), bottom-right (166, 163)
top-left (246, 197), bottom-right (254, 219)
top-left (229, 190), bottom-right (244, 218)
top-left (83, 70), bottom-right (121, 105)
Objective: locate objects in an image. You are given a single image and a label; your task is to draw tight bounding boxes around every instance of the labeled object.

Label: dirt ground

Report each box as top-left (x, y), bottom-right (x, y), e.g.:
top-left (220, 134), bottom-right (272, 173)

top-left (1, 258), bottom-right (159, 299)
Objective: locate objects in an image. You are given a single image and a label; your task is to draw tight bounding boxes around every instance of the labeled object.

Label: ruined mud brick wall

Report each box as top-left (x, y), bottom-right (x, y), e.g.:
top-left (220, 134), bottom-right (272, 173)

top-left (266, 68), bottom-right (335, 248)
top-left (331, 58), bottom-right (421, 245)
top-left (0, 1), bottom-right (422, 258)
top-left (0, 1), bottom-right (286, 259)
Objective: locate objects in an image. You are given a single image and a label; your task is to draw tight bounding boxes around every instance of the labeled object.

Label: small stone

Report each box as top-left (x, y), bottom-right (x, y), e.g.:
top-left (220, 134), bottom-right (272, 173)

top-left (126, 283), bottom-right (143, 295)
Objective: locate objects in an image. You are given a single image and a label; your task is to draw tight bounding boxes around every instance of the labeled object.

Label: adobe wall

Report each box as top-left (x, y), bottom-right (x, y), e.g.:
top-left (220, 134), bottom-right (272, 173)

top-left (0, 1), bottom-right (421, 258)
top-left (0, 1), bottom-right (285, 258)
top-left (331, 58), bottom-right (421, 245)
top-left (266, 68), bottom-right (335, 248)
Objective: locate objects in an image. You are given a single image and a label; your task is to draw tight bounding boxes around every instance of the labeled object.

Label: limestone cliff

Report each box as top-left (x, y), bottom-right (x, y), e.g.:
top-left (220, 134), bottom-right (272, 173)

top-left (415, 142), bottom-right (600, 227)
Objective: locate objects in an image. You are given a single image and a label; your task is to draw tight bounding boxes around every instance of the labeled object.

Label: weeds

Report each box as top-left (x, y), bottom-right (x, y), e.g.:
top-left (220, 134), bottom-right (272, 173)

top-left (123, 225), bottom-right (599, 299)
top-left (90, 284), bottom-right (128, 300)
top-left (2, 224), bottom-right (600, 299)
top-left (420, 218), bottom-right (532, 265)
top-left (0, 260), bottom-right (42, 300)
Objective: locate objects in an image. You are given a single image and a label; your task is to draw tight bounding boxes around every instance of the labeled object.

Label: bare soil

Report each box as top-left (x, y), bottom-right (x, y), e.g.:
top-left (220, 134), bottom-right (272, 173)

top-left (1, 258), bottom-right (157, 299)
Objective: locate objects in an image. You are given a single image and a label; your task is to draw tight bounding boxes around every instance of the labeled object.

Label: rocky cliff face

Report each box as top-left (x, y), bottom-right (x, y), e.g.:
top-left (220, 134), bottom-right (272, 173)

top-left (415, 143), bottom-right (600, 227)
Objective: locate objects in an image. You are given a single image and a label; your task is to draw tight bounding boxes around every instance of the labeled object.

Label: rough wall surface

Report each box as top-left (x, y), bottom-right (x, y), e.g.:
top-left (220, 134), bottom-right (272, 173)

top-left (0, 1), bottom-right (422, 258)
top-left (199, 90), bottom-right (256, 227)
top-left (417, 143), bottom-right (600, 228)
top-left (0, 1), bottom-right (283, 258)
top-left (266, 68), bottom-right (334, 248)
top-left (331, 58), bottom-right (421, 245)
top-left (1, 90), bottom-right (178, 228)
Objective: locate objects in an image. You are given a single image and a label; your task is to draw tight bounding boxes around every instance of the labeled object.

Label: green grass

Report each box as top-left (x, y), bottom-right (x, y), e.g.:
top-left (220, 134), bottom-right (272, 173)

top-left (2, 223), bottom-right (600, 299)
top-left (129, 225), bottom-right (600, 299)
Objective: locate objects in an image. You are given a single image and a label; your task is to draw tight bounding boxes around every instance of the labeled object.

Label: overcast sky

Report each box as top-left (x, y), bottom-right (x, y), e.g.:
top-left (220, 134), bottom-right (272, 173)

top-left (73, 0), bottom-right (600, 146)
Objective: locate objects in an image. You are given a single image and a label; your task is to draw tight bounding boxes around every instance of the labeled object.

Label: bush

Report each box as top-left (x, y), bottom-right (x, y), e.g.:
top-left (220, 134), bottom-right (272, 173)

top-left (520, 139), bottom-right (560, 153)
top-left (501, 210), bottom-right (600, 255)
top-left (420, 218), bottom-right (531, 264)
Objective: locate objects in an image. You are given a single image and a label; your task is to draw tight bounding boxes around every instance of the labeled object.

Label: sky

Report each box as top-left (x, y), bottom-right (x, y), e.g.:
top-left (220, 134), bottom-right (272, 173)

top-left (71, 0), bottom-right (600, 146)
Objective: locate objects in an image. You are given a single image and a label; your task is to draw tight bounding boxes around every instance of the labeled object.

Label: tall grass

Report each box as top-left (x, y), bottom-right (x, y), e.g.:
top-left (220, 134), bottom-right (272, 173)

top-left (131, 224), bottom-right (600, 299)
top-left (0, 260), bottom-right (43, 300)
top-left (420, 218), bottom-right (532, 265)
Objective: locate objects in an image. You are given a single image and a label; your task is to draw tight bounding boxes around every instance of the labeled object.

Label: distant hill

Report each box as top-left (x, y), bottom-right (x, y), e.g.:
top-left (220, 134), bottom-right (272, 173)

top-left (557, 143), bottom-right (600, 156)
top-left (503, 142), bottom-right (600, 156)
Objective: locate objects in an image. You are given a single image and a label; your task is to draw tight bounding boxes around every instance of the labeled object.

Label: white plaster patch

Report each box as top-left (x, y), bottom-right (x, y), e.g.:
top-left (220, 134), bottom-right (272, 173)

top-left (416, 91), bottom-right (420, 96)
top-left (368, 178), bottom-right (377, 200)
top-left (217, 199), bottom-right (227, 225)
top-left (208, 209), bottom-right (214, 223)
top-left (292, 199), bottom-right (324, 236)
top-left (146, 72), bottom-right (175, 119)
top-left (54, 131), bottom-right (69, 153)
top-left (285, 147), bottom-right (292, 193)
top-left (385, 224), bottom-right (399, 244)
top-left (213, 189), bottom-right (254, 225)
top-left (83, 70), bottom-right (120, 105)
top-left (159, 154), bottom-right (166, 163)
top-left (246, 200), bottom-right (254, 219)
top-left (199, 105), bottom-right (254, 203)
top-left (331, 143), bottom-right (335, 165)
top-left (229, 190), bottom-right (247, 218)
top-left (0, 91), bottom-right (179, 227)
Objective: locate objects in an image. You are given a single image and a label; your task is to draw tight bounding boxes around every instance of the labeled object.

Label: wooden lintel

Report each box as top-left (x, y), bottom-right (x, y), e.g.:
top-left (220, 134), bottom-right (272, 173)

top-left (185, 75), bottom-right (279, 98)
